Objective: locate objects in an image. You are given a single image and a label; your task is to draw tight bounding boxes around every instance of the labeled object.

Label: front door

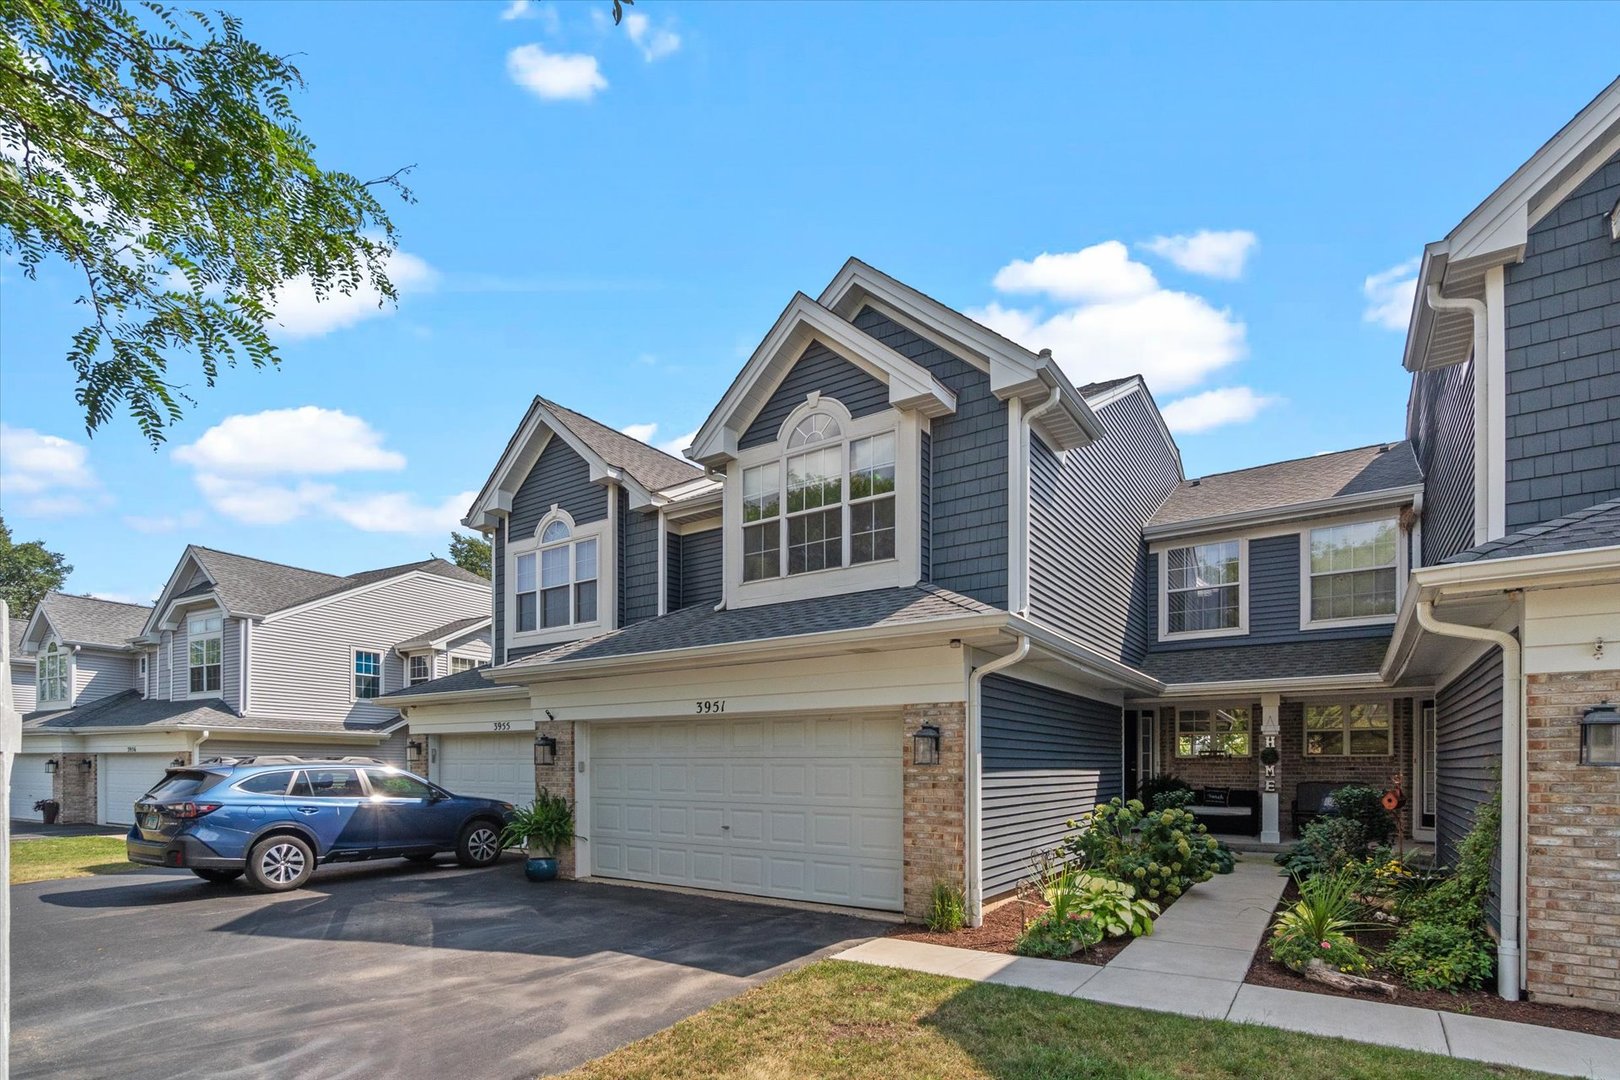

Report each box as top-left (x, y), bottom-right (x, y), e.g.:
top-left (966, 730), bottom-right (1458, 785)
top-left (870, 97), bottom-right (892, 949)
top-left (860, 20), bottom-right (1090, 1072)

top-left (1124, 710), bottom-right (1157, 798)
top-left (1414, 702), bottom-right (1437, 839)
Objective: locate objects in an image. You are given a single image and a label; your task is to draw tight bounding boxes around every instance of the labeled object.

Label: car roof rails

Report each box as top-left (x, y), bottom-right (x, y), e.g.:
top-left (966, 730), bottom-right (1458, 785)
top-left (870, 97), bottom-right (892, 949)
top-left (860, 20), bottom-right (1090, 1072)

top-left (193, 754), bottom-right (388, 767)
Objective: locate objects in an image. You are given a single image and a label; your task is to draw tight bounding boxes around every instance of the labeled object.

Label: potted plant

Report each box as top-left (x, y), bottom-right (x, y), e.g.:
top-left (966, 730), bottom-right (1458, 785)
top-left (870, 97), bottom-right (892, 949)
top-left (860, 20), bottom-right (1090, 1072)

top-left (34, 799), bottom-right (60, 825)
top-left (501, 788), bottom-right (578, 882)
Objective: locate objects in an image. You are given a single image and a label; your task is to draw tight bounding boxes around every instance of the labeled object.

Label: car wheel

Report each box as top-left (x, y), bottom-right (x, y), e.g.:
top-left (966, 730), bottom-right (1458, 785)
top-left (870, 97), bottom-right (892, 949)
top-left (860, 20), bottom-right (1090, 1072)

top-left (455, 820), bottom-right (503, 867)
top-left (246, 834), bottom-right (315, 892)
top-left (192, 868), bottom-right (243, 884)
top-left (404, 853), bottom-right (437, 864)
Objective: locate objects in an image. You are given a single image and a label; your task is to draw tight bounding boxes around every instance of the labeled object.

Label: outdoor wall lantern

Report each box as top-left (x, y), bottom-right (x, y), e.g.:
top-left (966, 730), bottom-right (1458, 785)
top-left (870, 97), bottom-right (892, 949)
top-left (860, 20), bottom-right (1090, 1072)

top-left (169, 757), bottom-right (187, 768)
top-left (1580, 701), bottom-right (1620, 766)
top-left (44, 758), bottom-right (58, 774)
top-left (79, 758), bottom-right (93, 771)
top-left (535, 734), bottom-right (558, 767)
top-left (912, 723), bottom-right (941, 767)
top-left (407, 739), bottom-right (424, 756)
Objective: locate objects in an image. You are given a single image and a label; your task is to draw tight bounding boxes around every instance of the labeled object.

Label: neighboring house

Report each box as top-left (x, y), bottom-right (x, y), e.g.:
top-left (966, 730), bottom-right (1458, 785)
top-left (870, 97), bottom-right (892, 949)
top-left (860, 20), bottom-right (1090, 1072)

top-left (14, 547), bottom-right (490, 826)
top-left (387, 77), bottom-right (1618, 1016)
top-left (9, 617), bottom-right (36, 716)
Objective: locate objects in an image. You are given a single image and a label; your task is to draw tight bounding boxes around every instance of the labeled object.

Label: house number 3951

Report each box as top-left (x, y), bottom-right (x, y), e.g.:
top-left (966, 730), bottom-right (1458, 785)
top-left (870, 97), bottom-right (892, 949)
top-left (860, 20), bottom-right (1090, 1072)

top-left (695, 700), bottom-right (726, 715)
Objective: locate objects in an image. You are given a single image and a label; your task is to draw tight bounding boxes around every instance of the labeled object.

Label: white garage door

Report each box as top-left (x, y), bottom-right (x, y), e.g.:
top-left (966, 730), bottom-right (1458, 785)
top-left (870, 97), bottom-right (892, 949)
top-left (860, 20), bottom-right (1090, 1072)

top-left (590, 715), bottom-right (902, 911)
top-left (10, 755), bottom-right (56, 820)
top-left (433, 733), bottom-right (535, 807)
top-left (100, 753), bottom-right (176, 825)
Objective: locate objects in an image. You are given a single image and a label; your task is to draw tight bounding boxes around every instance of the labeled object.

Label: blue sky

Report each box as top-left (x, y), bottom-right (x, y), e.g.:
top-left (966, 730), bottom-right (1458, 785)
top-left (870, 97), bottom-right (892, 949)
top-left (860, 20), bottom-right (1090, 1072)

top-left (1, 1), bottom-right (1615, 605)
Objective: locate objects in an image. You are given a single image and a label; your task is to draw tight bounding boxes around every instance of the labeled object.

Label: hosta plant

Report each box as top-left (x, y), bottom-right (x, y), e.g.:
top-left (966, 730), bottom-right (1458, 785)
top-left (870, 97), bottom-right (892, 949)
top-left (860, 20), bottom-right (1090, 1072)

top-left (1070, 872), bottom-right (1159, 939)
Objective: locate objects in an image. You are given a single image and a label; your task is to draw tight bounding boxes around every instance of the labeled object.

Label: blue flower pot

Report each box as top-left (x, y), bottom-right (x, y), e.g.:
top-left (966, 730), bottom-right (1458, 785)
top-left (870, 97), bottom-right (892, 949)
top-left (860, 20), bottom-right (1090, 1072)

top-left (524, 856), bottom-right (559, 882)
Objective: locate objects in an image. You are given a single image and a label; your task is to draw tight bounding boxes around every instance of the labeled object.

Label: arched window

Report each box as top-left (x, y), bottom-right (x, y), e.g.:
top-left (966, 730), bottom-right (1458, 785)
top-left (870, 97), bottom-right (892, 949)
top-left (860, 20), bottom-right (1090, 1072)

top-left (38, 641), bottom-right (68, 703)
top-left (741, 408), bottom-right (897, 582)
top-left (515, 512), bottom-right (599, 632)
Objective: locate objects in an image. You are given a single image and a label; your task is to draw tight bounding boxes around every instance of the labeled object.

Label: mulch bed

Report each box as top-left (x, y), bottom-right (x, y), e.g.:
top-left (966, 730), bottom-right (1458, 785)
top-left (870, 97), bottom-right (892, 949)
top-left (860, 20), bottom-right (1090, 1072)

top-left (1245, 878), bottom-right (1620, 1040)
top-left (888, 887), bottom-right (1180, 967)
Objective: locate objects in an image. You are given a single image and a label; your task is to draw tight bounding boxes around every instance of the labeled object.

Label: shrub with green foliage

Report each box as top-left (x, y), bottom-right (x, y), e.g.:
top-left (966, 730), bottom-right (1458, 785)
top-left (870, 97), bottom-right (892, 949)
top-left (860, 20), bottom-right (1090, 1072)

top-left (1384, 921), bottom-right (1495, 990)
top-left (1384, 789), bottom-right (1500, 991)
top-left (1275, 816), bottom-right (1371, 878)
top-left (1268, 869), bottom-right (1371, 975)
top-left (1135, 774), bottom-right (1192, 810)
top-left (1014, 862), bottom-right (1105, 957)
top-left (926, 882), bottom-right (966, 933)
top-left (1329, 784), bottom-right (1396, 847)
top-left (1060, 798), bottom-right (1218, 902)
top-left (1070, 872), bottom-right (1159, 939)
top-left (1210, 841), bottom-right (1237, 875)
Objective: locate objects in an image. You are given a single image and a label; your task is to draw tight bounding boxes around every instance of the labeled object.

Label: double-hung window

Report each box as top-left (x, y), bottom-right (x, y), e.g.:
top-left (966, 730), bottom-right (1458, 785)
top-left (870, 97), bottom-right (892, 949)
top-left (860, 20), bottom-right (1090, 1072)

top-left (450, 656), bottom-right (478, 674)
top-left (515, 519), bottom-right (598, 631)
top-left (741, 412), bottom-right (898, 582)
top-left (408, 655), bottom-right (431, 686)
top-left (1305, 702), bottom-right (1392, 756)
top-left (37, 642), bottom-right (67, 703)
top-left (188, 614), bottom-right (223, 695)
top-left (353, 649), bottom-right (382, 699)
top-left (1175, 707), bottom-right (1251, 757)
top-left (1306, 519), bottom-right (1399, 624)
top-left (1164, 540), bottom-right (1242, 635)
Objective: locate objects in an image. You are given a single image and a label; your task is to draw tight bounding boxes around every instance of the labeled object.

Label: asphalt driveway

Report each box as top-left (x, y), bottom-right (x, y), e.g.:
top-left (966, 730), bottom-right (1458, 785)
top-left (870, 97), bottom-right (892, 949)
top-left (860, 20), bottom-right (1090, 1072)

top-left (12, 857), bottom-right (886, 1080)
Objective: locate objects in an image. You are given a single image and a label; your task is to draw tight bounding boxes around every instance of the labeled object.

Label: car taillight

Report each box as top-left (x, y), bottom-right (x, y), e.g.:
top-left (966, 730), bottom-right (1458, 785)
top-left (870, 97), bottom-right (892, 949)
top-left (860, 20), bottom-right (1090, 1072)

top-left (171, 802), bottom-right (222, 819)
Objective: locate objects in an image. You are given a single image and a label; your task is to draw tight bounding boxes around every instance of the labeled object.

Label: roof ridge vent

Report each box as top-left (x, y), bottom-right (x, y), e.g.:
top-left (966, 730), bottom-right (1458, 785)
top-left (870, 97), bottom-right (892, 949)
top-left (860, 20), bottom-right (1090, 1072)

top-left (1187, 478), bottom-right (1202, 487)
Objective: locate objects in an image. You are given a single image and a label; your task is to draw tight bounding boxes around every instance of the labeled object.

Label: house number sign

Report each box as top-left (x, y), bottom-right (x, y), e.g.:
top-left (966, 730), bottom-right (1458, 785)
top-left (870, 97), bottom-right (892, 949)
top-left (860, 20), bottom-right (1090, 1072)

top-left (694, 700), bottom-right (727, 715)
top-left (491, 721), bottom-right (512, 732)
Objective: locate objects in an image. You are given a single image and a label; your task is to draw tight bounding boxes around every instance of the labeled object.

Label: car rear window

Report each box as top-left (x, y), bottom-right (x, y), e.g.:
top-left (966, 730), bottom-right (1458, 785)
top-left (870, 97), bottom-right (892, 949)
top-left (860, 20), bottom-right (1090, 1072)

top-left (236, 770), bottom-right (297, 795)
top-left (146, 771), bottom-right (223, 800)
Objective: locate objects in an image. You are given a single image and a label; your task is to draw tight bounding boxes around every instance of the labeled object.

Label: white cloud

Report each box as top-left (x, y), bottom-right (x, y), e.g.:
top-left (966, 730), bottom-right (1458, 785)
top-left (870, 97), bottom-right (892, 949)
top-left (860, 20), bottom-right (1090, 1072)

top-left (1140, 229), bottom-right (1258, 280)
top-left (619, 422), bottom-right (659, 442)
top-left (325, 490), bottom-right (478, 534)
top-left (507, 43), bottom-right (607, 101)
top-left (0, 424), bottom-right (105, 516)
top-left (1160, 387), bottom-right (1281, 434)
top-left (191, 473), bottom-right (337, 526)
top-left (621, 422), bottom-right (697, 457)
top-left (623, 12), bottom-right (681, 61)
top-left (499, 0), bottom-right (557, 29)
top-left (973, 241), bottom-right (1247, 394)
top-left (122, 510), bottom-right (204, 534)
top-left (268, 250), bottom-right (436, 340)
top-left (991, 241), bottom-right (1157, 304)
top-left (174, 407), bottom-right (406, 477)
top-left (1363, 257), bottom-right (1420, 331)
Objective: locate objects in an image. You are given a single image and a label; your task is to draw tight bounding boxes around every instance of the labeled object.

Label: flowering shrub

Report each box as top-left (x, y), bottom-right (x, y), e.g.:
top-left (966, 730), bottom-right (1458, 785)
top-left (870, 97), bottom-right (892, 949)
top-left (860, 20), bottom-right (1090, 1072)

top-left (1060, 798), bottom-right (1218, 901)
top-left (1268, 869), bottom-right (1371, 974)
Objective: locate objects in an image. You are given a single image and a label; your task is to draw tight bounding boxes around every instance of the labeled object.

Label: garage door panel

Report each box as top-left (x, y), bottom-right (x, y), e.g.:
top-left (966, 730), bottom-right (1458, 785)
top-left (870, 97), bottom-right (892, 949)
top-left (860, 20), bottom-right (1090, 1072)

top-left (590, 716), bottom-right (902, 911)
top-left (435, 734), bottom-right (535, 807)
top-left (102, 754), bottom-right (174, 825)
top-left (10, 755), bottom-right (55, 820)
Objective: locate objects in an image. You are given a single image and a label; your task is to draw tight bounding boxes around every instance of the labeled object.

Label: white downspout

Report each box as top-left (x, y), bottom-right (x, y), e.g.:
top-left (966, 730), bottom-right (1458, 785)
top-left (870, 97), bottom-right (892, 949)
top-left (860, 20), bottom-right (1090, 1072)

top-left (1014, 382), bottom-right (1062, 617)
top-left (1416, 599), bottom-right (1523, 1000)
top-left (965, 633), bottom-right (1030, 926)
top-left (1425, 284), bottom-right (1490, 545)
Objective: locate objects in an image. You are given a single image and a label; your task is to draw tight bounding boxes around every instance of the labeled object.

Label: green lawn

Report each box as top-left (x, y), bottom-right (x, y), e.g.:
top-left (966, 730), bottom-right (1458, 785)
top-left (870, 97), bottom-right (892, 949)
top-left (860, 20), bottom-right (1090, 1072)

top-left (560, 960), bottom-right (1544, 1080)
top-left (11, 835), bottom-right (140, 884)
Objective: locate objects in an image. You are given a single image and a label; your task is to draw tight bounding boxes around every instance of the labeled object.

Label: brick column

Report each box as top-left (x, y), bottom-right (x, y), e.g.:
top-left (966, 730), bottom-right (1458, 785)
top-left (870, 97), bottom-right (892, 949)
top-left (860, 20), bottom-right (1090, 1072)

top-left (533, 718), bottom-right (575, 879)
top-left (902, 702), bottom-right (966, 921)
top-left (56, 755), bottom-right (97, 824)
top-left (406, 735), bottom-right (429, 779)
top-left (1525, 669), bottom-right (1620, 1013)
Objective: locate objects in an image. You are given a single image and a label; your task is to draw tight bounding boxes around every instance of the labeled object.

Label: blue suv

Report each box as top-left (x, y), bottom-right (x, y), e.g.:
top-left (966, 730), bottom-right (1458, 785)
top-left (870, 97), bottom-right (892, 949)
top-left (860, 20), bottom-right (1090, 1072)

top-left (126, 756), bottom-right (516, 892)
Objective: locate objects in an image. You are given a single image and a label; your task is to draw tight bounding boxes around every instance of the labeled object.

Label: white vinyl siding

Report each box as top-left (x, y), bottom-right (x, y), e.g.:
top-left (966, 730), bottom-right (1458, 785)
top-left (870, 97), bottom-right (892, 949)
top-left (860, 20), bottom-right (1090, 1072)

top-left (9, 661), bottom-right (37, 714)
top-left (72, 648), bottom-right (140, 706)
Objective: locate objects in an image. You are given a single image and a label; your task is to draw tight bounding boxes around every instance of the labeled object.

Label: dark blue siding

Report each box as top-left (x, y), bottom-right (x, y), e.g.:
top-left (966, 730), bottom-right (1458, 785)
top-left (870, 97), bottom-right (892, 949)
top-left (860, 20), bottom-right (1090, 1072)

top-left (982, 674), bottom-right (1122, 894)
top-left (665, 532), bottom-right (682, 614)
top-left (511, 437), bottom-right (607, 537)
top-left (855, 307), bottom-right (1008, 608)
top-left (1410, 359), bottom-right (1476, 565)
top-left (678, 528), bottom-right (723, 610)
top-left (1435, 648), bottom-right (1503, 929)
top-left (920, 430), bottom-right (932, 580)
top-left (739, 342), bottom-right (890, 450)
top-left (1028, 387), bottom-right (1180, 663)
top-left (1503, 150), bottom-right (1620, 530)
top-left (620, 491), bottom-right (660, 626)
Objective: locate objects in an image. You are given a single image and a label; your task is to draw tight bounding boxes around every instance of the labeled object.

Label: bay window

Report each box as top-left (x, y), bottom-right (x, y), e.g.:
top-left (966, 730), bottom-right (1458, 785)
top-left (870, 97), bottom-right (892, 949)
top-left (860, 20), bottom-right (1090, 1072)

top-left (1306, 519), bottom-right (1399, 624)
top-left (188, 613), bottom-right (223, 695)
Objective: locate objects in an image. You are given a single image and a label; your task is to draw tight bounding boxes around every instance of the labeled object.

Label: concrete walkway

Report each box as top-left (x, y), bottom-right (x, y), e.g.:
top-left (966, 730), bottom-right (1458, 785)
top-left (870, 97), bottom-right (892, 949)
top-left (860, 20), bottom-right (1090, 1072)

top-left (837, 860), bottom-right (1620, 1079)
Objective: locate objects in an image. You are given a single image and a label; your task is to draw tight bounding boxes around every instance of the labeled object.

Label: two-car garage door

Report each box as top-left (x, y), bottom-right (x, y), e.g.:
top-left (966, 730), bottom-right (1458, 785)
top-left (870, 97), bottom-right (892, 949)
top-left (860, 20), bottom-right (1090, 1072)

top-left (589, 715), bottom-right (903, 911)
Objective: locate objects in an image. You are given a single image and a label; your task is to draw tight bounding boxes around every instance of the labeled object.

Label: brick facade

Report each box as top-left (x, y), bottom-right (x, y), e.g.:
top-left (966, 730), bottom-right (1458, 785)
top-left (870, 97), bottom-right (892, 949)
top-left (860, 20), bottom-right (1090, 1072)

top-left (55, 755), bottom-right (97, 824)
top-left (1525, 669), bottom-right (1620, 1013)
top-left (534, 718), bottom-right (576, 879)
top-left (1159, 699), bottom-right (1415, 839)
top-left (902, 702), bottom-right (965, 921)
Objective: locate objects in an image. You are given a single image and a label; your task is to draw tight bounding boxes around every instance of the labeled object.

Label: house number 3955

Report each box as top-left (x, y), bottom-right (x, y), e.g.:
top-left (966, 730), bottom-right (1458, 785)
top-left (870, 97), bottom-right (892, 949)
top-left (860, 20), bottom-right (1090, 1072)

top-left (695, 700), bottom-right (726, 715)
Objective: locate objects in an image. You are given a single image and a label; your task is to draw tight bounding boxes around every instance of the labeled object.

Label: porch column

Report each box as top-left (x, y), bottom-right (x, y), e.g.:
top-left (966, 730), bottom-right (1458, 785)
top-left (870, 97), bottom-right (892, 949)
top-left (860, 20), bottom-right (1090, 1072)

top-left (1260, 693), bottom-right (1281, 844)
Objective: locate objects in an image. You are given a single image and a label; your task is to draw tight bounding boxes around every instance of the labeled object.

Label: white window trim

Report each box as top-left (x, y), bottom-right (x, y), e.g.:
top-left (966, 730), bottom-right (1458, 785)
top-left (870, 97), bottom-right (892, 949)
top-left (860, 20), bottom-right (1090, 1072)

top-left (1157, 537), bottom-right (1249, 641)
top-left (185, 610), bottom-right (225, 701)
top-left (726, 394), bottom-right (921, 608)
top-left (505, 505), bottom-right (612, 648)
top-left (36, 638), bottom-right (71, 706)
top-left (449, 654), bottom-right (480, 674)
top-left (1299, 511), bottom-right (1406, 631)
top-left (1172, 702), bottom-right (1254, 759)
top-left (351, 646), bottom-right (385, 703)
top-left (406, 653), bottom-right (432, 687)
top-left (1302, 698), bottom-right (1395, 758)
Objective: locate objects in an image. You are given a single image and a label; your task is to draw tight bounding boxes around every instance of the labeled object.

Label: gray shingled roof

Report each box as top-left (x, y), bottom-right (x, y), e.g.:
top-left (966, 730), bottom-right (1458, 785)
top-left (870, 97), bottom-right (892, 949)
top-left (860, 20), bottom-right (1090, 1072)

top-left (1148, 442), bottom-right (1422, 529)
top-left (1444, 498), bottom-right (1620, 564)
top-left (1139, 636), bottom-right (1391, 685)
top-left (502, 585), bottom-right (1000, 671)
top-left (383, 665), bottom-right (498, 699)
top-left (35, 593), bottom-right (152, 649)
top-left (185, 548), bottom-right (486, 617)
top-left (538, 396), bottom-right (702, 494)
top-left (395, 616), bottom-right (489, 652)
top-left (8, 618), bottom-right (30, 661)
top-left (23, 689), bottom-right (400, 733)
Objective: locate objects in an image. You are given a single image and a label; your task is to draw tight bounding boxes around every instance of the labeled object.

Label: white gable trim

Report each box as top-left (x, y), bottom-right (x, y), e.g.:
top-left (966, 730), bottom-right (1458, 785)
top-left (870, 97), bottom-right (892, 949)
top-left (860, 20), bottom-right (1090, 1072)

top-left (139, 547), bottom-right (217, 638)
top-left (1083, 377), bottom-right (1185, 481)
top-left (688, 292), bottom-right (957, 467)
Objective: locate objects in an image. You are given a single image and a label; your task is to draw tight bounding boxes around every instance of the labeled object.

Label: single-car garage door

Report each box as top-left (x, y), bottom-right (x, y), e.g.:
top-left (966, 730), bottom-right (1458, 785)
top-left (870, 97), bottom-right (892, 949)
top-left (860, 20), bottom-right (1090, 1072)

top-left (10, 754), bottom-right (55, 820)
top-left (433, 733), bottom-right (535, 807)
top-left (590, 715), bottom-right (902, 911)
top-left (100, 753), bottom-right (176, 825)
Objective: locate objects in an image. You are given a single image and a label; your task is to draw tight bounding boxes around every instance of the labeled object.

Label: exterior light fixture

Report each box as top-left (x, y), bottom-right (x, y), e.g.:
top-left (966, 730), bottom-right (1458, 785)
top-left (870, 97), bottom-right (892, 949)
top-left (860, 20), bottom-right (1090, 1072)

top-left (535, 734), bottom-right (558, 767)
top-left (1609, 197), bottom-right (1620, 242)
top-left (80, 758), bottom-right (94, 771)
top-left (407, 739), bottom-right (424, 755)
top-left (169, 757), bottom-right (187, 769)
top-left (44, 758), bottom-right (59, 775)
top-left (1580, 701), bottom-right (1620, 766)
top-left (912, 723), bottom-right (941, 767)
